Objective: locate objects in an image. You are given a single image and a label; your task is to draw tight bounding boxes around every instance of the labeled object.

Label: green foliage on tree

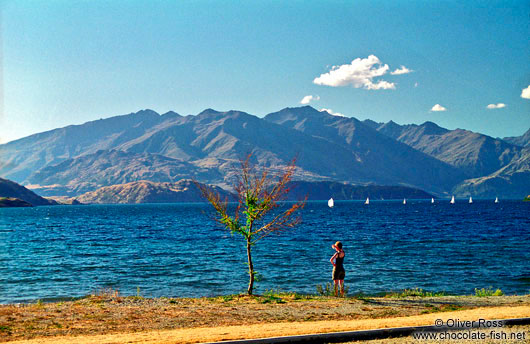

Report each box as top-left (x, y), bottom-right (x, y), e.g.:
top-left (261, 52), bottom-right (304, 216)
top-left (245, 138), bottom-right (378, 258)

top-left (195, 155), bottom-right (306, 295)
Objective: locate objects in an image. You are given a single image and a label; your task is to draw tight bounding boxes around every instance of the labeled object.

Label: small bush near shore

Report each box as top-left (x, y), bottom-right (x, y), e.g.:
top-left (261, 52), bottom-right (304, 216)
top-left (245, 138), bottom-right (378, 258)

top-left (475, 287), bottom-right (504, 297)
top-left (260, 290), bottom-right (286, 304)
top-left (92, 287), bottom-right (121, 298)
top-left (385, 288), bottom-right (447, 298)
top-left (316, 282), bottom-right (349, 296)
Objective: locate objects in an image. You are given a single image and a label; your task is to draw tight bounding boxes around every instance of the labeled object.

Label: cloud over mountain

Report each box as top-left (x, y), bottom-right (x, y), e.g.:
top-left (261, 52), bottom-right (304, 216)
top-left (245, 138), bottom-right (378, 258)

top-left (430, 104), bottom-right (447, 112)
top-left (300, 95), bottom-right (319, 104)
top-left (313, 55), bottom-right (396, 90)
top-left (320, 108), bottom-right (345, 117)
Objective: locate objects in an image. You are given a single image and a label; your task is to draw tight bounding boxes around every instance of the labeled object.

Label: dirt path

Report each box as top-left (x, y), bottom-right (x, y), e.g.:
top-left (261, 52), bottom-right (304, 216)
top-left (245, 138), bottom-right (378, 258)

top-left (6, 305), bottom-right (530, 344)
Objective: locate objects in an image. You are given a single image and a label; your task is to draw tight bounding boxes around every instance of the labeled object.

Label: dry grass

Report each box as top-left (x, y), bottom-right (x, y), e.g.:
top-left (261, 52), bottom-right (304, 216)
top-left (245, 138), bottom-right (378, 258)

top-left (1, 294), bottom-right (529, 343)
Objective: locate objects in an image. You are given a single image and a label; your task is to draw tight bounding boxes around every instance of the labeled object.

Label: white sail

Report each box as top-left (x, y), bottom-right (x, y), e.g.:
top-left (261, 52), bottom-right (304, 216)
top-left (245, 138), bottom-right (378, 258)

top-left (403, 198), bottom-right (406, 205)
top-left (495, 197), bottom-right (499, 203)
top-left (469, 196), bottom-right (473, 204)
top-left (328, 198), bottom-right (334, 208)
top-left (450, 195), bottom-right (455, 204)
top-left (431, 198), bottom-right (435, 204)
top-left (365, 197), bottom-right (370, 205)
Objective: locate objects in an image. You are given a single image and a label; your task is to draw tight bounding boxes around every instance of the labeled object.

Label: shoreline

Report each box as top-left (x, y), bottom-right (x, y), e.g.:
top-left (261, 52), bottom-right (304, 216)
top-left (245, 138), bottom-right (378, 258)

top-left (0, 286), bottom-right (519, 306)
top-left (1, 292), bottom-right (529, 343)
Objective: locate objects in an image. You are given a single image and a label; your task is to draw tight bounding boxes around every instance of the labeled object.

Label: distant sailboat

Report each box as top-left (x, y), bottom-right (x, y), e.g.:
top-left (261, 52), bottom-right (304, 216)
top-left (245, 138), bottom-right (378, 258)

top-left (495, 197), bottom-right (499, 203)
top-left (403, 198), bottom-right (406, 205)
top-left (328, 198), bottom-right (334, 208)
top-left (450, 196), bottom-right (455, 204)
top-left (365, 197), bottom-right (370, 205)
top-left (431, 198), bottom-right (435, 204)
top-left (469, 197), bottom-right (473, 204)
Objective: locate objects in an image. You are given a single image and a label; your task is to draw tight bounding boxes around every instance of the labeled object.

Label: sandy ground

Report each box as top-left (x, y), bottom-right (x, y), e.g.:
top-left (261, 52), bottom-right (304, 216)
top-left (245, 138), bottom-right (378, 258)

top-left (2, 294), bottom-right (529, 344)
top-left (5, 306), bottom-right (530, 344)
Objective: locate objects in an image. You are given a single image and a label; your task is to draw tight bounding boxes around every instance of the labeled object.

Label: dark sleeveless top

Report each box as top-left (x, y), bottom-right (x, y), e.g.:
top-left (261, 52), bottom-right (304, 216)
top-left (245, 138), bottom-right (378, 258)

top-left (335, 252), bottom-right (345, 271)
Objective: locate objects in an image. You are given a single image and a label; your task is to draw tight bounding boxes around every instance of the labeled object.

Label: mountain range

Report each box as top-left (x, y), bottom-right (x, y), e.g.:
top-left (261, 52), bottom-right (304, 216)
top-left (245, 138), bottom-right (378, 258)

top-left (363, 120), bottom-right (520, 177)
top-left (0, 106), bottom-right (528, 199)
top-left (363, 119), bottom-right (529, 198)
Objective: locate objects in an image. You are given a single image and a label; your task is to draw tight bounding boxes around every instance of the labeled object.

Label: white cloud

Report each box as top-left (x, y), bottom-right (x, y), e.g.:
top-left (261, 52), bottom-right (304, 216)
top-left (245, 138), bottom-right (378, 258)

top-left (320, 108), bottom-right (346, 117)
top-left (486, 103), bottom-right (506, 109)
top-left (521, 85), bottom-right (530, 99)
top-left (313, 55), bottom-right (396, 90)
top-left (300, 95), bottom-right (320, 104)
top-left (390, 65), bottom-right (413, 75)
top-left (430, 104), bottom-right (447, 112)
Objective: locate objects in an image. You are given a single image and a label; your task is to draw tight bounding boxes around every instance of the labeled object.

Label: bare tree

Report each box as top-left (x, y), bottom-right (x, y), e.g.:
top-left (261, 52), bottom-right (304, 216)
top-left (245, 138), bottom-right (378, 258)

top-left (195, 155), bottom-right (306, 295)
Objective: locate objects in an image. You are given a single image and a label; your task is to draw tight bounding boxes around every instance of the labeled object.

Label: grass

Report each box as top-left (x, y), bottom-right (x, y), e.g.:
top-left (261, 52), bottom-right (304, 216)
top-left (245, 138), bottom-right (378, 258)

top-left (316, 282), bottom-right (350, 297)
top-left (1, 289), bottom-right (528, 343)
top-left (222, 295), bottom-right (234, 302)
top-left (420, 303), bottom-right (463, 314)
top-left (93, 287), bottom-right (121, 298)
top-left (474, 287), bottom-right (504, 297)
top-left (384, 288), bottom-right (448, 298)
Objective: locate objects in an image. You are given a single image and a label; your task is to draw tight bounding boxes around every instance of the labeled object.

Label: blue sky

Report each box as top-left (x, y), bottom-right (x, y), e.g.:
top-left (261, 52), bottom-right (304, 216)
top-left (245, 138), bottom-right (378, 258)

top-left (1, 0), bottom-right (529, 143)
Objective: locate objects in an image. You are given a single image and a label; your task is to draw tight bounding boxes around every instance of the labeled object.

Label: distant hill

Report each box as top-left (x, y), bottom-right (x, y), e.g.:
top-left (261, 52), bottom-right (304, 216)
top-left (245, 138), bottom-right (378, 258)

top-left (286, 181), bottom-right (433, 200)
top-left (504, 129), bottom-right (530, 148)
top-left (365, 120), bottom-right (521, 178)
top-left (76, 179), bottom-right (234, 204)
top-left (452, 147), bottom-right (530, 199)
top-left (26, 150), bottom-right (223, 196)
top-left (75, 179), bottom-right (433, 204)
top-left (0, 197), bottom-right (33, 207)
top-left (0, 177), bottom-right (57, 206)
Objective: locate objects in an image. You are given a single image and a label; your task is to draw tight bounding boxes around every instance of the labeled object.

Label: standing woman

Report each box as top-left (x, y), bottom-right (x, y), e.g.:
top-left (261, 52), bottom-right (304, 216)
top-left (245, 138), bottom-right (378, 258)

top-left (330, 241), bottom-right (345, 297)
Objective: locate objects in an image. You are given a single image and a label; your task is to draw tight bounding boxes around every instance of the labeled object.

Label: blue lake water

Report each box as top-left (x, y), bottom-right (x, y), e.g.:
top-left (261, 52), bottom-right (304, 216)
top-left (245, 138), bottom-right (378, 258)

top-left (1, 200), bottom-right (529, 303)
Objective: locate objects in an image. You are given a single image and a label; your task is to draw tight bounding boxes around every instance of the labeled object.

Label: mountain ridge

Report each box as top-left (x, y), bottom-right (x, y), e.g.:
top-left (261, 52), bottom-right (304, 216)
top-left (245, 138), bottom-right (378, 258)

top-left (366, 119), bottom-right (521, 178)
top-left (1, 106), bottom-right (528, 198)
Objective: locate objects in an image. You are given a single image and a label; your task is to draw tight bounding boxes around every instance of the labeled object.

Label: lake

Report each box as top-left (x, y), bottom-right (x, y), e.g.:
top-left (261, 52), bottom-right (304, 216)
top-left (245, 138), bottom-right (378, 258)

top-left (1, 200), bottom-right (529, 303)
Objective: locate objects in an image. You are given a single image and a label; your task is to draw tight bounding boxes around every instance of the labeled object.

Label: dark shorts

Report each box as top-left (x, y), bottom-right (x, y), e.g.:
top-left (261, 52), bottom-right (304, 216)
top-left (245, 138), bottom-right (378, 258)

top-left (332, 268), bottom-right (345, 280)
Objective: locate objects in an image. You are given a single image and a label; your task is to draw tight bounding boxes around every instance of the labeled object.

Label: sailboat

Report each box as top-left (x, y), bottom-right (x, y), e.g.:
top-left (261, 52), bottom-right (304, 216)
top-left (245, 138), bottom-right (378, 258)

top-left (431, 198), bottom-right (435, 204)
top-left (328, 198), bottom-right (334, 208)
top-left (365, 197), bottom-right (370, 205)
top-left (469, 197), bottom-right (473, 204)
top-left (495, 197), bottom-right (499, 203)
top-left (403, 198), bottom-right (406, 205)
top-left (450, 196), bottom-right (455, 204)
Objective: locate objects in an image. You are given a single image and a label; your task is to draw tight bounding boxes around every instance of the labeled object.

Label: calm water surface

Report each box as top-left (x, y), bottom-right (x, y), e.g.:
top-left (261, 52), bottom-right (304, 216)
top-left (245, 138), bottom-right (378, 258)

top-left (1, 200), bottom-right (529, 303)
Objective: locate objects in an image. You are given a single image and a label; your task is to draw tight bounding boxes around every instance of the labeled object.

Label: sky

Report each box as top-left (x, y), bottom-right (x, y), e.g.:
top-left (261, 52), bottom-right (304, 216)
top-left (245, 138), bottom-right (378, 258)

top-left (1, 0), bottom-right (529, 143)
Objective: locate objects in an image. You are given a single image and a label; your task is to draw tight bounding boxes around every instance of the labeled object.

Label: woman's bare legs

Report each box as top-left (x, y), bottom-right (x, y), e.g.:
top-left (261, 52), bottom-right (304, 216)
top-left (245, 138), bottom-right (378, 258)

top-left (339, 280), bottom-right (344, 297)
top-left (333, 280), bottom-right (339, 296)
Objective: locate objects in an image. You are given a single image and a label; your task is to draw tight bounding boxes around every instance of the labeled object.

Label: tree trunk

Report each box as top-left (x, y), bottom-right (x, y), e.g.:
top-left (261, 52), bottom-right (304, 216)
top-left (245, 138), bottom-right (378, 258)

top-left (246, 240), bottom-right (254, 295)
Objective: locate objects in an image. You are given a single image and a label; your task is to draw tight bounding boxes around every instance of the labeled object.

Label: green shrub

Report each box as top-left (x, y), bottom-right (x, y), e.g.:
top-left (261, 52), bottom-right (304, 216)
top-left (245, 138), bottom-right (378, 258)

top-left (474, 287), bottom-right (503, 297)
top-left (222, 295), bottom-right (234, 302)
top-left (316, 282), bottom-right (349, 296)
top-left (385, 288), bottom-right (447, 298)
top-left (259, 289), bottom-right (285, 304)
